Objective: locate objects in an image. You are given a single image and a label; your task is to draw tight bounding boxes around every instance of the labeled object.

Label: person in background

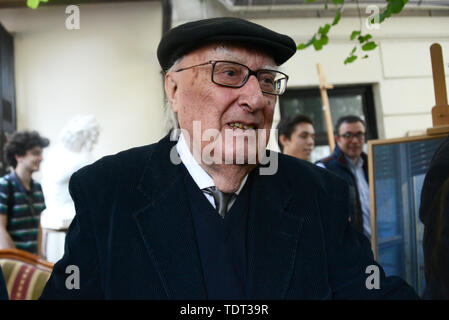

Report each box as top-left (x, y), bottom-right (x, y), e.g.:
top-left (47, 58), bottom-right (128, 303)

top-left (316, 115), bottom-right (370, 238)
top-left (0, 131), bottom-right (49, 255)
top-left (277, 114), bottom-right (315, 161)
top-left (419, 134), bottom-right (449, 299)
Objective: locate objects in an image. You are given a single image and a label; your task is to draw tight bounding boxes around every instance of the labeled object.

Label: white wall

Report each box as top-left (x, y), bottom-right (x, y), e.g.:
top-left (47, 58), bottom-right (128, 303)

top-left (0, 1), bottom-right (164, 162)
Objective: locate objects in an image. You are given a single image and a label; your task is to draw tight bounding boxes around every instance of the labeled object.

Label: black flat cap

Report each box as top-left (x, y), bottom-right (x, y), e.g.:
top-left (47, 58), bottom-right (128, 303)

top-left (157, 17), bottom-right (296, 71)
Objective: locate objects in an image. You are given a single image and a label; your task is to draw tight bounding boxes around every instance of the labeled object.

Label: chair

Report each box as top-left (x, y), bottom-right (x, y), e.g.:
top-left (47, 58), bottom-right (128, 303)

top-left (0, 248), bottom-right (54, 300)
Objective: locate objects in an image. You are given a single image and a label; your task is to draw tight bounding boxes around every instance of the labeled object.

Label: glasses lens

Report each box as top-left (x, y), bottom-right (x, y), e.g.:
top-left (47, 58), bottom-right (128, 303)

top-left (342, 132), bottom-right (365, 139)
top-left (257, 70), bottom-right (287, 95)
top-left (213, 62), bottom-right (248, 87)
top-left (212, 61), bottom-right (288, 95)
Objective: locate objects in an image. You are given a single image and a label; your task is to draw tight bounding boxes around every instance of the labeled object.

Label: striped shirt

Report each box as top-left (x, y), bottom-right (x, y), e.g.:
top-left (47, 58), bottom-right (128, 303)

top-left (0, 172), bottom-right (45, 254)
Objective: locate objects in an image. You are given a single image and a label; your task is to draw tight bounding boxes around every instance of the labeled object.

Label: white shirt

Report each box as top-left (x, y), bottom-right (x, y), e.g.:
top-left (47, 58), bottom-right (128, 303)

top-left (176, 133), bottom-right (247, 210)
top-left (345, 155), bottom-right (371, 238)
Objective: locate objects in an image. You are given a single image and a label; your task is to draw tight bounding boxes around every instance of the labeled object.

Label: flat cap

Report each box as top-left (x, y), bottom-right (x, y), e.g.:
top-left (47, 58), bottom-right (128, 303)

top-left (157, 17), bottom-right (296, 71)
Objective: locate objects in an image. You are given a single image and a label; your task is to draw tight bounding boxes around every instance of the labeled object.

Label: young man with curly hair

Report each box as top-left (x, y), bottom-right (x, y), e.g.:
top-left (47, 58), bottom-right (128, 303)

top-left (0, 131), bottom-right (49, 255)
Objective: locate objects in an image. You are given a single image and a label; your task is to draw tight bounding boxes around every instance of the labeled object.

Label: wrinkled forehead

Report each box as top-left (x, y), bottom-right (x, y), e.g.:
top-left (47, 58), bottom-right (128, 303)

top-left (180, 42), bottom-right (278, 69)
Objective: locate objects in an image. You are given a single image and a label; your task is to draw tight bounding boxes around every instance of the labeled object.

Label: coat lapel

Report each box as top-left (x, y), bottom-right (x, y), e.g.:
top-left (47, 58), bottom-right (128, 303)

top-left (246, 163), bottom-right (306, 299)
top-left (133, 134), bottom-right (206, 299)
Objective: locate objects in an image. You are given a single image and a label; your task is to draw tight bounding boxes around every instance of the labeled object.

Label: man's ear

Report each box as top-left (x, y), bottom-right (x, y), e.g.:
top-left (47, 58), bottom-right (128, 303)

top-left (279, 134), bottom-right (289, 148)
top-left (334, 134), bottom-right (340, 145)
top-left (164, 73), bottom-right (178, 112)
top-left (14, 154), bottom-right (22, 164)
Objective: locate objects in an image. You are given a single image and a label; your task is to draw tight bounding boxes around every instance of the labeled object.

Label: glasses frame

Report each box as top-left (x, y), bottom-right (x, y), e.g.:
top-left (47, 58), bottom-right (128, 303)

top-left (338, 132), bottom-right (366, 140)
top-left (174, 60), bottom-right (289, 96)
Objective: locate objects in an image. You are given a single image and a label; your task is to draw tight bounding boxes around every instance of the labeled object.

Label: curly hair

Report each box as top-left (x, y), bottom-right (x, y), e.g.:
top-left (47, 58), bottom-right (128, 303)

top-left (4, 130), bottom-right (50, 168)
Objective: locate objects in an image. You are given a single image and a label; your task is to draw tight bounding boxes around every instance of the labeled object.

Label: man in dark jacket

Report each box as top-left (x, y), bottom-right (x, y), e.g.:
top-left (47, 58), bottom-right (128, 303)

top-left (40, 18), bottom-right (417, 299)
top-left (316, 115), bottom-right (370, 238)
top-left (419, 134), bottom-right (449, 299)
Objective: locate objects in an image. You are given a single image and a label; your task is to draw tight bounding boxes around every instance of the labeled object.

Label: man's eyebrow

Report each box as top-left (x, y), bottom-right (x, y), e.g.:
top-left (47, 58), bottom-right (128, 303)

top-left (260, 64), bottom-right (280, 71)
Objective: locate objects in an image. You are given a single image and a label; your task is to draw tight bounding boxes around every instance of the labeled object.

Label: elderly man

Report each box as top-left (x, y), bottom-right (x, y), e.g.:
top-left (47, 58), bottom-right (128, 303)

top-left (40, 18), bottom-right (417, 299)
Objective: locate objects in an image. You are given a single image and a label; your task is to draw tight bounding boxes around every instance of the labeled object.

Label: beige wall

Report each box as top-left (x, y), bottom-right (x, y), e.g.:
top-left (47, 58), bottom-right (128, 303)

top-left (0, 1), bottom-right (164, 162)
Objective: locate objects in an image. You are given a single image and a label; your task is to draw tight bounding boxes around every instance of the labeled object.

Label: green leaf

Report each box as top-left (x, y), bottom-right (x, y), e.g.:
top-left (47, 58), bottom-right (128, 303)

top-left (344, 55), bottom-right (358, 64)
top-left (350, 31), bottom-right (361, 41)
top-left (388, 0), bottom-right (406, 14)
top-left (27, 0), bottom-right (40, 9)
top-left (313, 38), bottom-right (323, 51)
top-left (321, 35), bottom-right (329, 45)
top-left (379, 8), bottom-right (392, 23)
top-left (319, 24), bottom-right (331, 35)
top-left (362, 41), bottom-right (377, 51)
top-left (332, 0), bottom-right (344, 4)
top-left (332, 9), bottom-right (341, 26)
top-left (351, 46), bottom-right (357, 55)
top-left (304, 0), bottom-right (317, 2)
top-left (297, 36), bottom-right (316, 50)
top-left (362, 55), bottom-right (369, 59)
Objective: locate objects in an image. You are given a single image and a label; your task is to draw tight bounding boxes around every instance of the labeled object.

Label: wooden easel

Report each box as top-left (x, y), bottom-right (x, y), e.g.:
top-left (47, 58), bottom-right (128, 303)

top-left (427, 43), bottom-right (449, 135)
top-left (317, 63), bottom-right (335, 152)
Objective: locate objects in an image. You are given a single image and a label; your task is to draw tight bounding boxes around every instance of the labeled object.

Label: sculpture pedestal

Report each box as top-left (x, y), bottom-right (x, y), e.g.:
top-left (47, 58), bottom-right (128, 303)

top-left (41, 227), bottom-right (68, 263)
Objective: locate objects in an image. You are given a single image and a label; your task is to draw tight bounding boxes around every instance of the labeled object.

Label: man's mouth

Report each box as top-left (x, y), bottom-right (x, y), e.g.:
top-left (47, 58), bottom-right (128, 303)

top-left (227, 122), bottom-right (255, 130)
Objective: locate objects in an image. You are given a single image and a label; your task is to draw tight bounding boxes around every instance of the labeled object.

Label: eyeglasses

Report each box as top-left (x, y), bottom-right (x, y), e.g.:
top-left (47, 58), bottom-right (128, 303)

top-left (174, 60), bottom-right (289, 96)
top-left (339, 132), bottom-right (366, 140)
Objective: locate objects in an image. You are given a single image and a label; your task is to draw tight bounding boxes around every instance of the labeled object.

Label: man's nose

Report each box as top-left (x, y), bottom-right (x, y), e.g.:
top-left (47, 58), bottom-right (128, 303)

top-left (238, 75), bottom-right (266, 112)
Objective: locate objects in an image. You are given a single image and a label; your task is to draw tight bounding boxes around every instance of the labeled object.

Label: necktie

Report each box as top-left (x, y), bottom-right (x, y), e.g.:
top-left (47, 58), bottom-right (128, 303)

top-left (202, 186), bottom-right (235, 218)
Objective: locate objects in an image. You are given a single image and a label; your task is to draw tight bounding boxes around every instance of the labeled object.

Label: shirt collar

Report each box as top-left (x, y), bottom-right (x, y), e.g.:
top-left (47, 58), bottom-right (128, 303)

top-left (345, 154), bottom-right (363, 169)
top-left (176, 132), bottom-right (247, 195)
top-left (9, 170), bottom-right (33, 193)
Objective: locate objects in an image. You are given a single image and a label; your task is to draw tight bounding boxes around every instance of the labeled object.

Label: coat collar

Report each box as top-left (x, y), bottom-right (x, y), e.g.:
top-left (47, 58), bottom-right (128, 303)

top-left (133, 134), bottom-right (306, 299)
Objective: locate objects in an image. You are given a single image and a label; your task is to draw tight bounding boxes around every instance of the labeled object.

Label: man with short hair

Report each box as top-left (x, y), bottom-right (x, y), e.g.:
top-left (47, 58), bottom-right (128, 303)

top-left (277, 114), bottom-right (315, 161)
top-left (316, 115), bottom-right (370, 238)
top-left (0, 131), bottom-right (49, 255)
top-left (40, 18), bottom-right (416, 299)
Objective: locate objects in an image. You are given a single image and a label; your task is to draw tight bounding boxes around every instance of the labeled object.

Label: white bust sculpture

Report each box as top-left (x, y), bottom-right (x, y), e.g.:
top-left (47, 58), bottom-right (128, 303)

top-left (40, 115), bottom-right (100, 230)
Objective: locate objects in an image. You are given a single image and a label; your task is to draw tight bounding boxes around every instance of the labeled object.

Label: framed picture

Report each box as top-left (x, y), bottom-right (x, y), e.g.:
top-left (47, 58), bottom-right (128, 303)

top-left (368, 133), bottom-right (448, 295)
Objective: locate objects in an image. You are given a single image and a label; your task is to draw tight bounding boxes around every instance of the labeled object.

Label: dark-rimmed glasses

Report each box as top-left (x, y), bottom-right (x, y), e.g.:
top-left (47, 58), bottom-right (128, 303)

top-left (338, 132), bottom-right (366, 140)
top-left (174, 60), bottom-right (289, 96)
